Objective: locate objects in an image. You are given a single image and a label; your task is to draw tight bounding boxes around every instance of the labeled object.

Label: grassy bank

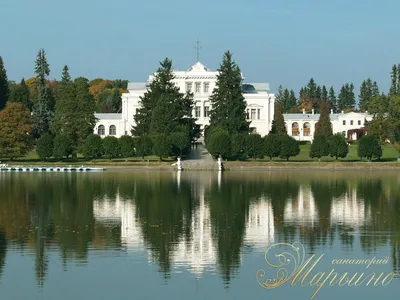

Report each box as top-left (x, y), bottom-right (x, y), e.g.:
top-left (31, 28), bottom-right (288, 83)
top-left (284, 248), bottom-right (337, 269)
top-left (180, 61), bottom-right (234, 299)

top-left (1, 144), bottom-right (399, 169)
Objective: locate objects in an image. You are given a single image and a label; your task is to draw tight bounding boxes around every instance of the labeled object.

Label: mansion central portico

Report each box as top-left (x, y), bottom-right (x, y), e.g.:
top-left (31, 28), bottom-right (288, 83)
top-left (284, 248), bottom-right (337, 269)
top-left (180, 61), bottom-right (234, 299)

top-left (94, 61), bottom-right (276, 138)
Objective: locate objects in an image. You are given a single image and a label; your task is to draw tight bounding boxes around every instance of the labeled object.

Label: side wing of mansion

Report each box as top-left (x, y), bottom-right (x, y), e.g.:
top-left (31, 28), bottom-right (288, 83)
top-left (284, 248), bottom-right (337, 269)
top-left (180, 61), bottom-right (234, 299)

top-left (94, 61), bottom-right (372, 141)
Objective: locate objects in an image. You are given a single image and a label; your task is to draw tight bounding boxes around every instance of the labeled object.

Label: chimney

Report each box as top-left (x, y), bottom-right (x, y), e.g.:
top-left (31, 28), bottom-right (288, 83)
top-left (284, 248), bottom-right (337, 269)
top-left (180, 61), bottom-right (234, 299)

top-left (330, 109), bottom-right (333, 114)
top-left (312, 109), bottom-right (314, 115)
top-left (302, 109), bottom-right (305, 114)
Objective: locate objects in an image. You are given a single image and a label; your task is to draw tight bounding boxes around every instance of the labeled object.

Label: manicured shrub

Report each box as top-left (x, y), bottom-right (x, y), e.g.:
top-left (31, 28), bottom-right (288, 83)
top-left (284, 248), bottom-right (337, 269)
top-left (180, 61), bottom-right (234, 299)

top-left (328, 133), bottom-right (349, 160)
top-left (119, 135), bottom-right (135, 158)
top-left (310, 136), bottom-right (330, 161)
top-left (151, 133), bottom-right (172, 160)
top-left (134, 135), bottom-right (153, 160)
top-left (246, 133), bottom-right (264, 159)
top-left (358, 135), bottom-right (382, 161)
top-left (264, 134), bottom-right (281, 160)
top-left (207, 130), bottom-right (231, 158)
top-left (170, 131), bottom-right (190, 156)
top-left (83, 134), bottom-right (103, 159)
top-left (36, 133), bottom-right (53, 160)
top-left (231, 132), bottom-right (248, 160)
top-left (279, 134), bottom-right (300, 161)
top-left (53, 134), bottom-right (73, 159)
top-left (102, 136), bottom-right (121, 159)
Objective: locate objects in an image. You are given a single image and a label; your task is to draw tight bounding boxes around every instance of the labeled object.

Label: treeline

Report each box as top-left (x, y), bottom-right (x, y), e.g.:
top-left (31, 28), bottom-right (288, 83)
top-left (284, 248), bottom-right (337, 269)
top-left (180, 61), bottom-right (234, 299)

top-left (276, 77), bottom-right (379, 114)
top-left (0, 50), bottom-right (129, 160)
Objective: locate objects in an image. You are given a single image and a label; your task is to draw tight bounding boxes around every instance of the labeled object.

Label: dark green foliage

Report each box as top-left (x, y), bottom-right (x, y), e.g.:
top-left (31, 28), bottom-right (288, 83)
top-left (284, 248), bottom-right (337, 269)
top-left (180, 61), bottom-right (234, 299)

top-left (119, 135), bottom-right (135, 158)
top-left (53, 134), bottom-right (73, 159)
top-left (209, 51), bottom-right (249, 134)
top-left (74, 77), bottom-right (97, 153)
top-left (246, 133), bottom-right (264, 159)
top-left (231, 132), bottom-right (248, 160)
top-left (390, 64), bottom-right (398, 96)
top-left (338, 83), bottom-right (355, 111)
top-left (328, 133), bottom-right (349, 160)
top-left (170, 131), bottom-right (190, 157)
top-left (8, 78), bottom-right (31, 110)
top-left (278, 134), bottom-right (299, 161)
top-left (358, 135), bottom-right (382, 161)
top-left (0, 57), bottom-right (9, 110)
top-left (133, 58), bottom-right (194, 145)
top-left (207, 129), bottom-right (232, 158)
top-left (134, 135), bottom-right (153, 159)
top-left (102, 136), bottom-right (121, 159)
top-left (328, 86), bottom-right (337, 113)
top-left (321, 85), bottom-right (328, 101)
top-left (275, 85), bottom-right (297, 113)
top-left (310, 136), bottom-right (330, 160)
top-left (32, 49), bottom-right (54, 138)
top-left (52, 66), bottom-right (77, 153)
top-left (314, 101), bottom-right (333, 137)
top-left (36, 133), bottom-right (53, 160)
top-left (35, 49), bottom-right (50, 85)
top-left (83, 134), bottom-right (103, 159)
top-left (270, 103), bottom-right (286, 134)
top-left (359, 78), bottom-right (380, 112)
top-left (151, 133), bottom-right (172, 160)
top-left (264, 134), bottom-right (281, 160)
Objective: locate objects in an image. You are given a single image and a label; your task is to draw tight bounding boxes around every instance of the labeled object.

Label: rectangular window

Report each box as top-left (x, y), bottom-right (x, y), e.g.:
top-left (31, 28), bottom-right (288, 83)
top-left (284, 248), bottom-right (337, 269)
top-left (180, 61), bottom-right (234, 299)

top-left (186, 82), bottom-right (192, 92)
top-left (343, 120), bottom-right (346, 125)
top-left (251, 109), bottom-right (256, 120)
top-left (204, 106), bottom-right (210, 118)
top-left (195, 82), bottom-right (201, 93)
top-left (358, 120), bottom-right (361, 125)
top-left (204, 82), bottom-right (209, 93)
top-left (350, 120), bottom-right (353, 125)
top-left (195, 106), bottom-right (201, 118)
top-left (257, 109), bottom-right (260, 120)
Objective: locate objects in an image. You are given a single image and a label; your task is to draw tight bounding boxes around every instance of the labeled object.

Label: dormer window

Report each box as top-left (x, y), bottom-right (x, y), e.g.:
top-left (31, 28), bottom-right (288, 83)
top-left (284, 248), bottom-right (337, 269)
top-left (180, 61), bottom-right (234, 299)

top-left (195, 82), bottom-right (201, 93)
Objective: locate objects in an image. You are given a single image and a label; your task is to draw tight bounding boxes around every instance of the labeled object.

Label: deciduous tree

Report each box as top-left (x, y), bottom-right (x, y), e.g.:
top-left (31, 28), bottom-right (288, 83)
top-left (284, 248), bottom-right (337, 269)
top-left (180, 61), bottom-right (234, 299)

top-left (119, 135), bottom-right (135, 158)
top-left (102, 136), bottom-right (121, 159)
top-left (8, 78), bottom-right (31, 110)
top-left (36, 133), bottom-right (54, 160)
top-left (0, 102), bottom-right (33, 159)
top-left (264, 134), bottom-right (281, 160)
top-left (246, 133), bottom-right (264, 159)
top-left (83, 134), bottom-right (103, 159)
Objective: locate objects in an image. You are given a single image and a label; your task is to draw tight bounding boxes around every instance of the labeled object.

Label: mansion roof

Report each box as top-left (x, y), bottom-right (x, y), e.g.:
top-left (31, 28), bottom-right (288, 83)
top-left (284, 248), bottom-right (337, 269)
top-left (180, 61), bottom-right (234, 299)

top-left (95, 113), bottom-right (122, 120)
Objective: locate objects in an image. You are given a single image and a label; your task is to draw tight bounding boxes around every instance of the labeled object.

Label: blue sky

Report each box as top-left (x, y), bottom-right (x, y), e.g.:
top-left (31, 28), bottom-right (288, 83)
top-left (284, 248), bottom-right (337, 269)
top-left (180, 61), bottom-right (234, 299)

top-left (1, 0), bottom-right (399, 96)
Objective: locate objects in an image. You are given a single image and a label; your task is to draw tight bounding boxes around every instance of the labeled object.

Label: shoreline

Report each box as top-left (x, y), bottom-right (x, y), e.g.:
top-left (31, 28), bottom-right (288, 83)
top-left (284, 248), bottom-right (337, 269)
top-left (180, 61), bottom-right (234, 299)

top-left (4, 160), bottom-right (400, 171)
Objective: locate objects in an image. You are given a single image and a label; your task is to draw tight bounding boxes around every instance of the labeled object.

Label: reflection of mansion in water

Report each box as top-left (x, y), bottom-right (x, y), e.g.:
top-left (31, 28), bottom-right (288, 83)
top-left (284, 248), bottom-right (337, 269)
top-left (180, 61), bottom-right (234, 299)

top-left (284, 185), bottom-right (372, 227)
top-left (92, 186), bottom-right (276, 277)
top-left (92, 182), bottom-right (372, 278)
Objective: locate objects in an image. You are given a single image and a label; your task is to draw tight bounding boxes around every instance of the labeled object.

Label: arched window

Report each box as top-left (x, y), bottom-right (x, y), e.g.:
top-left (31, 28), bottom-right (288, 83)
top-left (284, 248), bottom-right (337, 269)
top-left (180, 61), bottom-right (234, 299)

top-left (292, 122), bottom-right (299, 136)
top-left (303, 122), bottom-right (310, 136)
top-left (109, 125), bottom-right (116, 135)
top-left (98, 125), bottom-right (105, 135)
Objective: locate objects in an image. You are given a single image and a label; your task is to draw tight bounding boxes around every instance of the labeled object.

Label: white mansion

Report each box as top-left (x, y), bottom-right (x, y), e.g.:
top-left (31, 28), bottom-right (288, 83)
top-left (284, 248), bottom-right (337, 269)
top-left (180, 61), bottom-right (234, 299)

top-left (94, 61), bottom-right (372, 141)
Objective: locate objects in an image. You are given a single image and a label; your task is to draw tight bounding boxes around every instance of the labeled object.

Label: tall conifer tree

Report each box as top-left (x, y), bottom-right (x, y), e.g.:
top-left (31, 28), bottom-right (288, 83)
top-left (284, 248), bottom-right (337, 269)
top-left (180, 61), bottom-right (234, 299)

top-left (269, 103), bottom-right (286, 135)
top-left (329, 86), bottom-right (337, 113)
top-left (0, 57), bottom-right (9, 111)
top-left (314, 101), bottom-right (333, 137)
top-left (209, 51), bottom-right (249, 134)
top-left (31, 49), bottom-right (54, 137)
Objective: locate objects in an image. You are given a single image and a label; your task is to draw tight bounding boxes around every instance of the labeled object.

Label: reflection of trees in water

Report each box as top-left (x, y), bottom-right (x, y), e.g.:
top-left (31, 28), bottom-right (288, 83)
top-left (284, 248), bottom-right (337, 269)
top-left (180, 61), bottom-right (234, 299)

top-left (134, 174), bottom-right (195, 278)
top-left (0, 227), bottom-right (6, 280)
top-left (1, 172), bottom-right (400, 286)
top-left (308, 180), bottom-right (347, 251)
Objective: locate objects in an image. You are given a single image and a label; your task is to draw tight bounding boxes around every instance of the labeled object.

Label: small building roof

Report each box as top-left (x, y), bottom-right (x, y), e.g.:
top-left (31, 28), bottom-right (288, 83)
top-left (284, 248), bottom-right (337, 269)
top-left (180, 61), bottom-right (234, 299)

top-left (95, 113), bottom-right (123, 120)
top-left (283, 113), bottom-right (341, 121)
top-left (127, 82), bottom-right (147, 90)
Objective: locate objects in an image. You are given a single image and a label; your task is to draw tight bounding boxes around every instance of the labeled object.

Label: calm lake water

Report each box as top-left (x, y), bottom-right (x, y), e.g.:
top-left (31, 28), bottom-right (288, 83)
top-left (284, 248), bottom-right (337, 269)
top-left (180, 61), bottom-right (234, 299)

top-left (0, 170), bottom-right (400, 299)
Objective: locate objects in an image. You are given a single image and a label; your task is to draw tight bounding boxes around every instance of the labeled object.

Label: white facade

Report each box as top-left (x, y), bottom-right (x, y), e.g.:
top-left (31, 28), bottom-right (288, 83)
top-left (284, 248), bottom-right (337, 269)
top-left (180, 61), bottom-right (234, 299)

top-left (94, 61), bottom-right (275, 138)
top-left (283, 110), bottom-right (373, 142)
